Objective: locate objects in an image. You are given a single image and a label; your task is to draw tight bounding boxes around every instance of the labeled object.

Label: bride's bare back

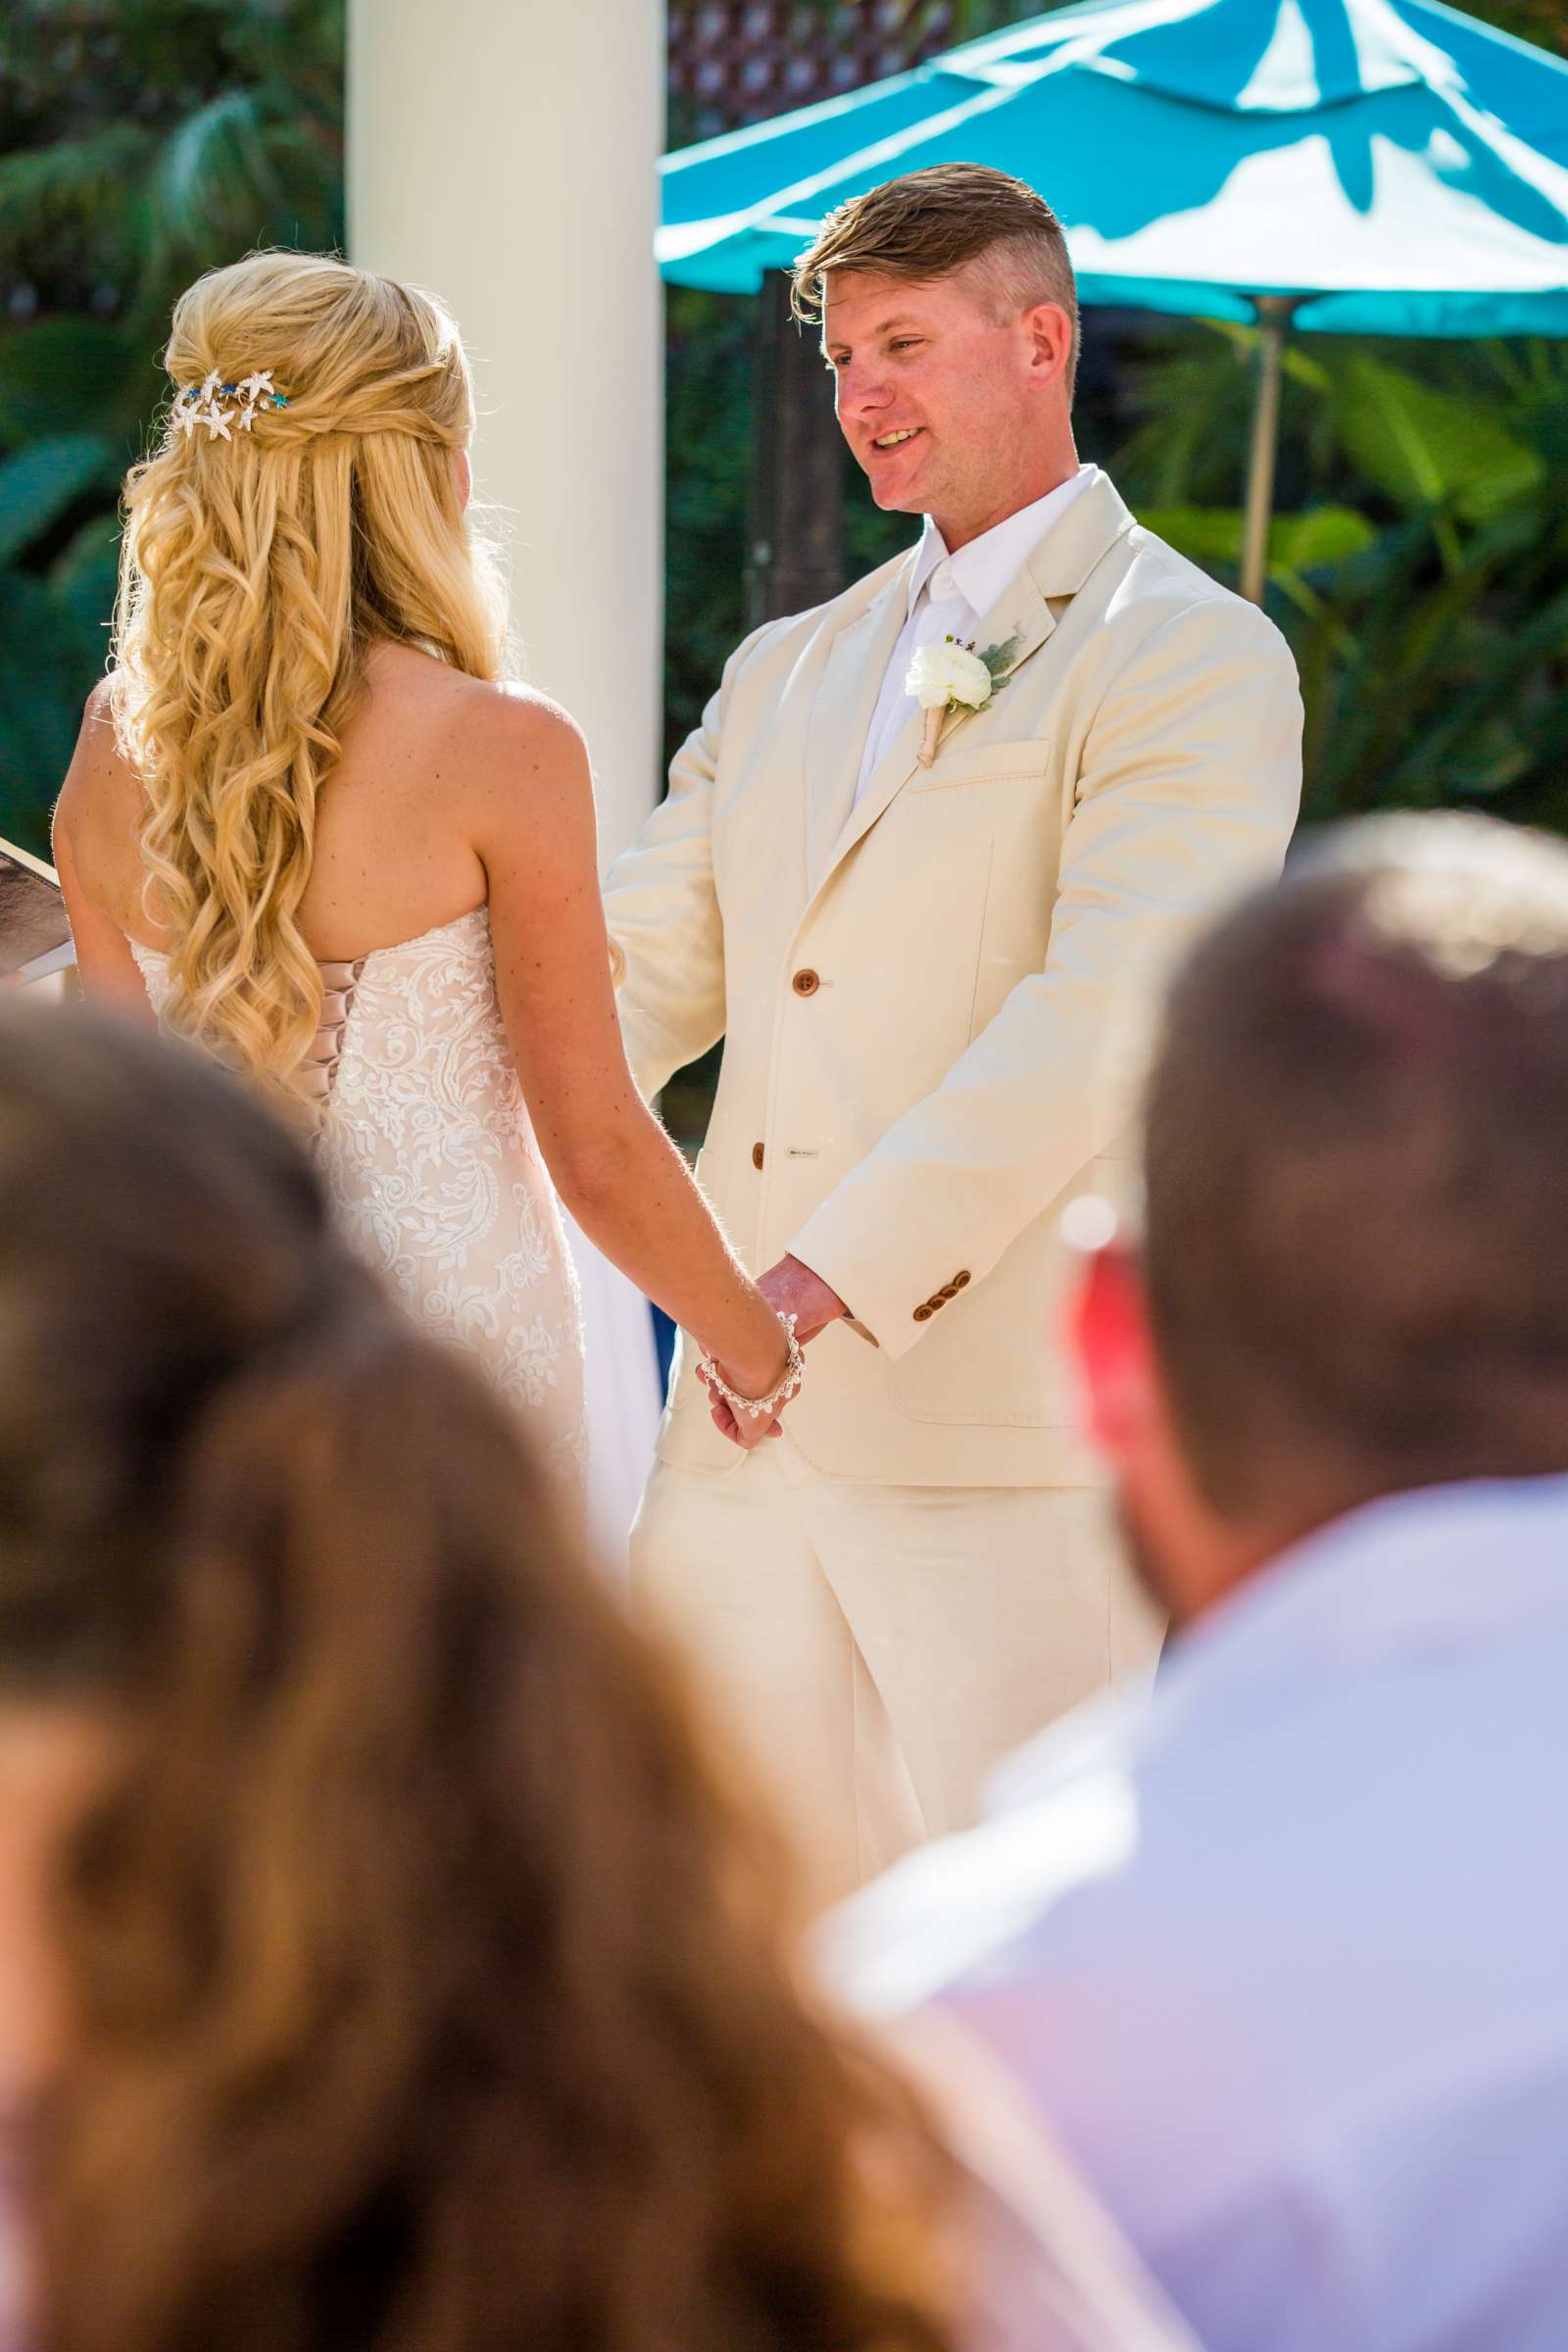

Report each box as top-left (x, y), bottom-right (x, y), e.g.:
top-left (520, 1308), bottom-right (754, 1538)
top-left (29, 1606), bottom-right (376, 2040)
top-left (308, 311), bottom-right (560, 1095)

top-left (55, 644), bottom-right (793, 1431)
top-left (61, 641), bottom-right (526, 961)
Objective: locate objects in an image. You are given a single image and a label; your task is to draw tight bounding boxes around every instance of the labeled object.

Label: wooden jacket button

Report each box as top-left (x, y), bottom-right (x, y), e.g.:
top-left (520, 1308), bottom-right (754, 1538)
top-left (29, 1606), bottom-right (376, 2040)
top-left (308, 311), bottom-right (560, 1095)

top-left (912, 1303), bottom-right (933, 1322)
top-left (792, 968), bottom-right (820, 997)
top-left (953, 1270), bottom-right (971, 1289)
top-left (752, 1142), bottom-right (764, 1169)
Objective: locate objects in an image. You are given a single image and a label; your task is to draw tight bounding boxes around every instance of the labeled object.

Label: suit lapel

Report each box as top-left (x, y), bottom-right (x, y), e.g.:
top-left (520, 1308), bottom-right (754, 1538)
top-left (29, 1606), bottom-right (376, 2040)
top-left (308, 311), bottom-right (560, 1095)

top-left (813, 471), bottom-right (1139, 892)
top-left (805, 567), bottom-right (912, 893)
top-left (820, 564), bottom-right (1055, 881)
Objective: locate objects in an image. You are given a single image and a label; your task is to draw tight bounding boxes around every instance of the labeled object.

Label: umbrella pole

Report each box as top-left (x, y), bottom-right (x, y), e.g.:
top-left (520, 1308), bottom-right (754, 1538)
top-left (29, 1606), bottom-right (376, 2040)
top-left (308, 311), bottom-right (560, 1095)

top-left (1240, 296), bottom-right (1296, 607)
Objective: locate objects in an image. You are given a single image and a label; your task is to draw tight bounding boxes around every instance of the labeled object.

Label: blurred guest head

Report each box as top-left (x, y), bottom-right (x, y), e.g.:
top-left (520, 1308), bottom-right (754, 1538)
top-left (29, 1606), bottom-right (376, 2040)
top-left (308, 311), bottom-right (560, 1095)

top-left (1074, 811), bottom-right (1568, 1628)
top-left (0, 1004), bottom-right (953, 2352)
top-left (112, 252), bottom-right (504, 1102)
top-left (793, 165), bottom-right (1079, 549)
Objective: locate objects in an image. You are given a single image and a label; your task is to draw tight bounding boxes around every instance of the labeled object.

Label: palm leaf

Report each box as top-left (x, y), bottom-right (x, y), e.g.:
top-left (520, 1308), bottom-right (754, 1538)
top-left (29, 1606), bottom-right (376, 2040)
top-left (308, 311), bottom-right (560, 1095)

top-left (50, 511), bottom-right (123, 670)
top-left (0, 318), bottom-right (155, 446)
top-left (0, 122), bottom-right (161, 282)
top-left (0, 574), bottom-right (85, 858)
top-left (144, 89), bottom-right (285, 292)
top-left (0, 434), bottom-right (122, 567)
top-left (0, 122), bottom-right (158, 236)
top-left (1137, 503), bottom-right (1375, 578)
top-left (1331, 356), bottom-right (1544, 527)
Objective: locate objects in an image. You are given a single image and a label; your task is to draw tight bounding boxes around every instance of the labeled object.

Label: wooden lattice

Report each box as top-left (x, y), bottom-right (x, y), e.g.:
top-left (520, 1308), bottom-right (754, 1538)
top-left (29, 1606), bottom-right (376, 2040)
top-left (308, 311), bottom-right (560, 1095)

top-left (668, 1), bottom-right (962, 137)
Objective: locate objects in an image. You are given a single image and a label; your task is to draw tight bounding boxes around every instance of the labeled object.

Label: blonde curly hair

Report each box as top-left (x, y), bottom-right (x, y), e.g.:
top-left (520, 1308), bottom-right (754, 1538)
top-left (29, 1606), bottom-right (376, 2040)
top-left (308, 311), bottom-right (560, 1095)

top-left (113, 251), bottom-right (508, 1100)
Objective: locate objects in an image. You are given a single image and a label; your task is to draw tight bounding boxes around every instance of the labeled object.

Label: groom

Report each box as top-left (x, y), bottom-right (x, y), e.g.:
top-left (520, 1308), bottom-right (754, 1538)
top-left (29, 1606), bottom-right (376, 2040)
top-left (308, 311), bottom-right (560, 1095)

top-left (605, 163), bottom-right (1302, 1902)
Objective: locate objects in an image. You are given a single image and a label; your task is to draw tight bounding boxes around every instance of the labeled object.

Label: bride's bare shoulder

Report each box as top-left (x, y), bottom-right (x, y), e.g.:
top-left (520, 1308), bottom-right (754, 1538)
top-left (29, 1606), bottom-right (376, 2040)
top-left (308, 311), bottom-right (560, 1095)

top-left (368, 645), bottom-right (577, 731)
top-left (356, 650), bottom-right (590, 826)
top-left (443, 675), bottom-right (591, 805)
top-left (367, 645), bottom-right (581, 748)
top-left (54, 674), bottom-right (140, 842)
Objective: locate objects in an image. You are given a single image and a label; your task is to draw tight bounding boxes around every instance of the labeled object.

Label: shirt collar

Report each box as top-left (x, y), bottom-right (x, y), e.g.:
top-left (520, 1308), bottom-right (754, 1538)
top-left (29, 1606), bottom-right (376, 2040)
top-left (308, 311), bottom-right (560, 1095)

top-left (988, 1472), bottom-right (1568, 1817)
top-left (905, 465), bottom-right (1098, 622)
top-left (1178, 1472), bottom-right (1568, 1685)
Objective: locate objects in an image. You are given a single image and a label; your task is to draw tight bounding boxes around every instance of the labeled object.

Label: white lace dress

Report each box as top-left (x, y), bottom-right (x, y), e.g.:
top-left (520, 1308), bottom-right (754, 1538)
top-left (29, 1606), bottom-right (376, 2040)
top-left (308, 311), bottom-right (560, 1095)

top-left (131, 907), bottom-right (589, 1495)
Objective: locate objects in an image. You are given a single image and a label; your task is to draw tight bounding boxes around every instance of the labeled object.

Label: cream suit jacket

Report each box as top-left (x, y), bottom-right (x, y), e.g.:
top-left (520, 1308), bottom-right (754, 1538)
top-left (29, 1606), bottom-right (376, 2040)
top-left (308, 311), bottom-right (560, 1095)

top-left (605, 472), bottom-right (1302, 1487)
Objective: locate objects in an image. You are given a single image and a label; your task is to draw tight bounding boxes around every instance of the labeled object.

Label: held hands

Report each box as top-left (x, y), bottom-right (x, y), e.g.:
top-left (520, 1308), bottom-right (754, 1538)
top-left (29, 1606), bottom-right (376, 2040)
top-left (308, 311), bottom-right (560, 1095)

top-left (758, 1254), bottom-right (850, 1344)
top-left (699, 1325), bottom-right (794, 1449)
top-left (701, 1255), bottom-right (848, 1448)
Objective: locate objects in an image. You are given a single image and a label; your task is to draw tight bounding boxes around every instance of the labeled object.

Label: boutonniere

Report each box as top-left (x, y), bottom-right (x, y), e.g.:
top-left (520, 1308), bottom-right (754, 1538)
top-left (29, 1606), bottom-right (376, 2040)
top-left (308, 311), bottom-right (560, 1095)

top-left (906, 633), bottom-right (1024, 766)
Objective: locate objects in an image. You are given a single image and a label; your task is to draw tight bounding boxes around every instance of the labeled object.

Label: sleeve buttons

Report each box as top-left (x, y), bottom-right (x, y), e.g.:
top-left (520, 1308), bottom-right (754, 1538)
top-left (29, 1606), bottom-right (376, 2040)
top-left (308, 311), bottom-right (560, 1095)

top-left (914, 1273), bottom-right (974, 1323)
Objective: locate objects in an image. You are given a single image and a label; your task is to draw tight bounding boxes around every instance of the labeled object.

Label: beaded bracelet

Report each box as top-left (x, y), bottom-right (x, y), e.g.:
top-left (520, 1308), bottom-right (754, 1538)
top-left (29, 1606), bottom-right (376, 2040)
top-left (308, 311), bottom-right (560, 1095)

top-left (698, 1311), bottom-right (805, 1421)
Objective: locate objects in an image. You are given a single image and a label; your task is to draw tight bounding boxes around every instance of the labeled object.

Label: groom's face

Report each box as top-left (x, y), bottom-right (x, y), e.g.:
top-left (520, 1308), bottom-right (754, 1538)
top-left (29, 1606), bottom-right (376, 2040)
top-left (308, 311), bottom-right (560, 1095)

top-left (822, 265), bottom-right (1065, 546)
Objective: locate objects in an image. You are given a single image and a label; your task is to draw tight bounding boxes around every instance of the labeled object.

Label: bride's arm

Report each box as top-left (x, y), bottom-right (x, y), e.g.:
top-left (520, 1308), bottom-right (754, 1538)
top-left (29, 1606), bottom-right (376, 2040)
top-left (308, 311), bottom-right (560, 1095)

top-left (52, 684), bottom-right (158, 1020)
top-left (463, 684), bottom-right (789, 1422)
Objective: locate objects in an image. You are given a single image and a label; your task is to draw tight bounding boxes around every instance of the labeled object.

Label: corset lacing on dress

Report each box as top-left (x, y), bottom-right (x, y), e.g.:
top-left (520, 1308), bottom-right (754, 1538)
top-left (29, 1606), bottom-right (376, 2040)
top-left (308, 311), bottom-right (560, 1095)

top-left (295, 956), bottom-right (367, 1123)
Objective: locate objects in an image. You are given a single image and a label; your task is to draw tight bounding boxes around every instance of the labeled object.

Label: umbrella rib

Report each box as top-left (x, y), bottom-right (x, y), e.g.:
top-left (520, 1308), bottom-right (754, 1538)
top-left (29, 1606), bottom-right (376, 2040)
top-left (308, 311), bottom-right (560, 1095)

top-left (657, 77), bottom-right (1019, 266)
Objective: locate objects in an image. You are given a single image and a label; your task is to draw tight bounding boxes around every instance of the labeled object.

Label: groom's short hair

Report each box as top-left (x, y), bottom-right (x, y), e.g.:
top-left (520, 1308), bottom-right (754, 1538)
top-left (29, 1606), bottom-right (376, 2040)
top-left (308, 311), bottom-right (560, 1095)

top-left (792, 164), bottom-right (1080, 403)
top-left (1143, 813), bottom-right (1568, 1522)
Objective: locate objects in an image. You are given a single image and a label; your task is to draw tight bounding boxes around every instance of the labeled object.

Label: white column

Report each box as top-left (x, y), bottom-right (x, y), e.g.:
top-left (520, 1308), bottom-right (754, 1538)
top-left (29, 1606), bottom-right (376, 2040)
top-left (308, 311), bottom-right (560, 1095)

top-left (348, 1), bottom-right (668, 1571)
top-left (348, 0), bottom-right (665, 864)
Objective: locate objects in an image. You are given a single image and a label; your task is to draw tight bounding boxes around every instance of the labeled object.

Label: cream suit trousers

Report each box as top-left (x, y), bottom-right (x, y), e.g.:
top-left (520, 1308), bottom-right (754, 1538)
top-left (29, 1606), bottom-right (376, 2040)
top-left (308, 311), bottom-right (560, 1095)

top-left (630, 1443), bottom-right (1162, 1908)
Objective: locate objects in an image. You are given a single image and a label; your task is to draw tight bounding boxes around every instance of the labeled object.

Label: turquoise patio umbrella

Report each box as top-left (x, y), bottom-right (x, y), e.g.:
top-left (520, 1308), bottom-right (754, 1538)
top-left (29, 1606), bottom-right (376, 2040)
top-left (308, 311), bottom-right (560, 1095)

top-left (660, 0), bottom-right (1568, 600)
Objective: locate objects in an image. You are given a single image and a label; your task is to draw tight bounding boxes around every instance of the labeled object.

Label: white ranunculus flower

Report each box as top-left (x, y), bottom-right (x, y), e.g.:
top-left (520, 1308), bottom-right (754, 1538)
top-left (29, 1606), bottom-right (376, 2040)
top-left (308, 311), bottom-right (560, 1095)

top-left (906, 639), bottom-right (994, 711)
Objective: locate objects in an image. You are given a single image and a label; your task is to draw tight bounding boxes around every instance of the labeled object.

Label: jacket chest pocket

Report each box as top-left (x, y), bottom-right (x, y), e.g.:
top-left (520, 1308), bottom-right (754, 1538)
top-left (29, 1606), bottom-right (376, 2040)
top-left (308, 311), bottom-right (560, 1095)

top-left (907, 736), bottom-right (1053, 794)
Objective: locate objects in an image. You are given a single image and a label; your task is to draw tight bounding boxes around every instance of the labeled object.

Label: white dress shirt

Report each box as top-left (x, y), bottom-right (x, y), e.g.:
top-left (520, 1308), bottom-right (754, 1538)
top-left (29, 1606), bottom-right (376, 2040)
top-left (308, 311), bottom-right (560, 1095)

top-left (825, 1473), bottom-right (1568, 2352)
top-left (855, 466), bottom-right (1098, 805)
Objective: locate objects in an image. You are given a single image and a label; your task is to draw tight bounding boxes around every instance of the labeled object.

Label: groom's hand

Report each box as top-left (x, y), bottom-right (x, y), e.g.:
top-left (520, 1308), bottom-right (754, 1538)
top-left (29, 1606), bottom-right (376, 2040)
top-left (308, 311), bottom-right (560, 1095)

top-left (704, 1258), bottom-right (848, 1448)
top-left (758, 1254), bottom-right (849, 1345)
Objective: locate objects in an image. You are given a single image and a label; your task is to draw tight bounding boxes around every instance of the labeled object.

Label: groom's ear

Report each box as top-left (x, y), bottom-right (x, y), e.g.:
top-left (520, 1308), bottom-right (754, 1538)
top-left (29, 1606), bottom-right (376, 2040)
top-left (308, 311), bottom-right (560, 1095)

top-left (1021, 300), bottom-right (1073, 392)
top-left (1069, 1237), bottom-right (1159, 1466)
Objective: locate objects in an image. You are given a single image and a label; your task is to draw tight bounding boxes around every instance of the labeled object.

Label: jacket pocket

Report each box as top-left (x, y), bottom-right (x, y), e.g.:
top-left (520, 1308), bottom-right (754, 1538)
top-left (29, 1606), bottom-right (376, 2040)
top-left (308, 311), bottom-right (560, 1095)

top-left (908, 736), bottom-right (1051, 793)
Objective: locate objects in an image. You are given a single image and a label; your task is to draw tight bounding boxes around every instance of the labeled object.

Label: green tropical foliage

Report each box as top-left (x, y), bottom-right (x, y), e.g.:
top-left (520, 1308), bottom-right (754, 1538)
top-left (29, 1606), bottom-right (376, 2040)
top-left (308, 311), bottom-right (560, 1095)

top-left (1122, 327), bottom-right (1568, 830)
top-left (663, 284), bottom-right (757, 773)
top-left (0, 0), bottom-right (343, 858)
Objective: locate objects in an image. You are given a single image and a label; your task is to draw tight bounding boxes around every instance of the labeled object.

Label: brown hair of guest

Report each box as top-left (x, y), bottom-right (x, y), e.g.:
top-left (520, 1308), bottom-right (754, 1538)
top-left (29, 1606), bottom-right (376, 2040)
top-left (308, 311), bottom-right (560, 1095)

top-left (1143, 812), bottom-right (1568, 1530)
top-left (0, 1005), bottom-right (955, 2352)
top-left (790, 162), bottom-right (1081, 401)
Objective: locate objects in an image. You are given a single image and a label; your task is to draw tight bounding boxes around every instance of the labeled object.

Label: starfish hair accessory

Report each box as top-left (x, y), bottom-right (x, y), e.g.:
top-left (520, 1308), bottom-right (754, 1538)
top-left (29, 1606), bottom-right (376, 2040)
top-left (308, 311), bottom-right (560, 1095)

top-left (172, 370), bottom-right (291, 442)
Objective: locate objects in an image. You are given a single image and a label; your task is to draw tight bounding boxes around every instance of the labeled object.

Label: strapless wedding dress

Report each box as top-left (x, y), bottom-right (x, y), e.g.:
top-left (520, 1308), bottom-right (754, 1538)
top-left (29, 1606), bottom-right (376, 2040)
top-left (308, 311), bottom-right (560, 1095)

top-left (131, 906), bottom-right (588, 1494)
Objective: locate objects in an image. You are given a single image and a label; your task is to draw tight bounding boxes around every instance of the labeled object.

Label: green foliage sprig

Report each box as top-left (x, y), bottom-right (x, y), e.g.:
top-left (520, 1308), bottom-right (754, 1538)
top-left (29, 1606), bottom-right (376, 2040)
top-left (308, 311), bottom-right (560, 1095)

top-left (0, 0), bottom-right (344, 857)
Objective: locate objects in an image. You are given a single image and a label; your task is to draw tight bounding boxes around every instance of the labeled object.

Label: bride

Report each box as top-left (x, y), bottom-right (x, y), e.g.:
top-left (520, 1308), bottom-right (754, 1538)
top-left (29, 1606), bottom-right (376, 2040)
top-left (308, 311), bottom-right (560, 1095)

top-left (53, 251), bottom-right (794, 1496)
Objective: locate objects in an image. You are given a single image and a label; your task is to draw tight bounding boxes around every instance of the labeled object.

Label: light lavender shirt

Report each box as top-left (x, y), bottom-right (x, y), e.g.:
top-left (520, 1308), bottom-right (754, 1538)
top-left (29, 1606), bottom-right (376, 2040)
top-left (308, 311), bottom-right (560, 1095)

top-left (826, 1475), bottom-right (1568, 2352)
top-left (855, 466), bottom-right (1097, 805)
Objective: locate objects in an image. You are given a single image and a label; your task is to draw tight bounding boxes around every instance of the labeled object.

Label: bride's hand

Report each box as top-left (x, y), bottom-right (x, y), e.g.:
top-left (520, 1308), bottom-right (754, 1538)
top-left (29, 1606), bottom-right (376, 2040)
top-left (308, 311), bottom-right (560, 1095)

top-left (700, 1330), bottom-right (794, 1449)
top-left (705, 1388), bottom-right (784, 1447)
